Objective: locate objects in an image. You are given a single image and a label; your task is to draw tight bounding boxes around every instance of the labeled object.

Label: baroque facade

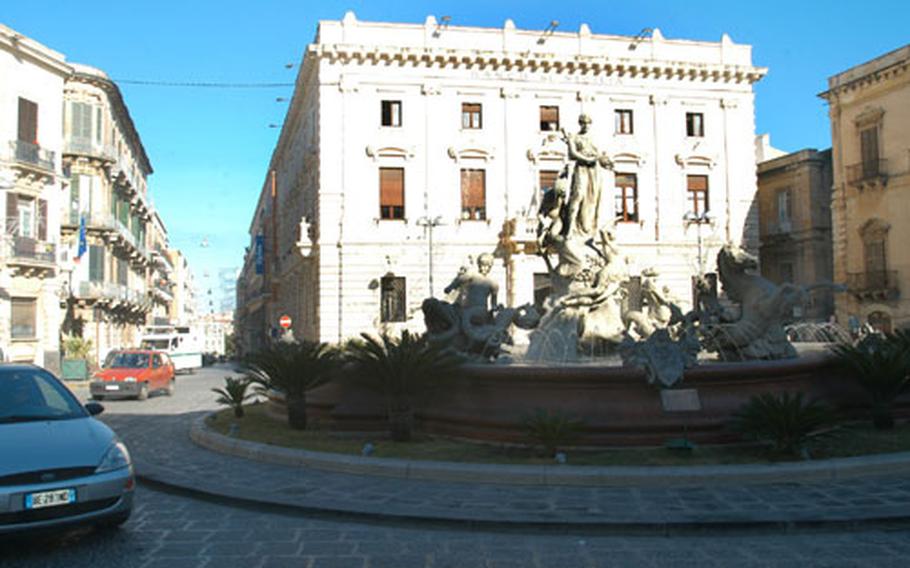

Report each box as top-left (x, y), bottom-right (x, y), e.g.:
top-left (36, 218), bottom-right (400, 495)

top-left (756, 146), bottom-right (834, 321)
top-left (0, 24), bottom-right (70, 368)
top-left (820, 44), bottom-right (910, 332)
top-left (237, 13), bottom-right (766, 346)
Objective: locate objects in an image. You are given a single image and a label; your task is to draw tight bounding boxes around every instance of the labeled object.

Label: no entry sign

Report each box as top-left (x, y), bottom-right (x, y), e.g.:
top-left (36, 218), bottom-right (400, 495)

top-left (279, 314), bottom-right (292, 329)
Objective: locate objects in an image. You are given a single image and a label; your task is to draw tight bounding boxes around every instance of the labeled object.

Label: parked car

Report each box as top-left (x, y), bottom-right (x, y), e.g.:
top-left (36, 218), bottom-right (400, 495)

top-left (0, 364), bottom-right (134, 534)
top-left (90, 350), bottom-right (175, 401)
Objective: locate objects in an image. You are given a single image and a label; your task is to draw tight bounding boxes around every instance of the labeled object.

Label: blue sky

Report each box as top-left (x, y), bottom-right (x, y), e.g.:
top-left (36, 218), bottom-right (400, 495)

top-left (5, 1), bottom-right (908, 313)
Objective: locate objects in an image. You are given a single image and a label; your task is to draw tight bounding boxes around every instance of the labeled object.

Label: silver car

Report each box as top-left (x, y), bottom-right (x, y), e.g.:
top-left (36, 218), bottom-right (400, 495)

top-left (0, 365), bottom-right (134, 534)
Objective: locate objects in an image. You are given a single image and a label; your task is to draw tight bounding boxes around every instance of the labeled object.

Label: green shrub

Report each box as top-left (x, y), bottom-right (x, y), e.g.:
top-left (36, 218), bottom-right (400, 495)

top-left (830, 331), bottom-right (910, 429)
top-left (346, 331), bottom-right (463, 442)
top-left (246, 341), bottom-right (340, 430)
top-left (62, 335), bottom-right (93, 359)
top-left (523, 408), bottom-right (585, 457)
top-left (732, 392), bottom-right (836, 456)
top-left (212, 376), bottom-right (255, 419)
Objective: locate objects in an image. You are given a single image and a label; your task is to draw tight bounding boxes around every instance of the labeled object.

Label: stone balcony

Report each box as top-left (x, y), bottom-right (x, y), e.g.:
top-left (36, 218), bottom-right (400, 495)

top-left (847, 269), bottom-right (899, 301)
top-left (847, 158), bottom-right (888, 191)
top-left (63, 136), bottom-right (116, 163)
top-left (2, 236), bottom-right (56, 276)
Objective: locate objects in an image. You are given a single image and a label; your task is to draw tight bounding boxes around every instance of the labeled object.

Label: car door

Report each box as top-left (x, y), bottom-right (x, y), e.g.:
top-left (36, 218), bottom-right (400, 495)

top-left (151, 354), bottom-right (164, 389)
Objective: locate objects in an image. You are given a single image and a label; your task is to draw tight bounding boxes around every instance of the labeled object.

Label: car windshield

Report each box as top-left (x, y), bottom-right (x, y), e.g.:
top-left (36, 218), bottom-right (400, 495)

top-left (0, 368), bottom-right (87, 423)
top-left (106, 353), bottom-right (151, 369)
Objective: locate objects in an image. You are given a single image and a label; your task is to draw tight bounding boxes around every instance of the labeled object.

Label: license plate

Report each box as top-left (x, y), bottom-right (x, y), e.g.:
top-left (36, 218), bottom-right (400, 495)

top-left (105, 384), bottom-right (120, 391)
top-left (25, 489), bottom-right (76, 509)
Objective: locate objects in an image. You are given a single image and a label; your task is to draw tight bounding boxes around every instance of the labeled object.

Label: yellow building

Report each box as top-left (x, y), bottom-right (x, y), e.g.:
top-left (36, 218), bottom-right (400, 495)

top-left (820, 44), bottom-right (910, 332)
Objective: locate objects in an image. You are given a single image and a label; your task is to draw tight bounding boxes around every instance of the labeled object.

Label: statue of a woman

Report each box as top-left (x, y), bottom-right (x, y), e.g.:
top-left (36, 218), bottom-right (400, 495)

top-left (561, 114), bottom-right (607, 239)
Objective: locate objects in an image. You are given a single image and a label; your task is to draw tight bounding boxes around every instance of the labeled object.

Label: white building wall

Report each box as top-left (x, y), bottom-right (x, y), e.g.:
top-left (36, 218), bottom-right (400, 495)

top-left (277, 15), bottom-right (765, 343)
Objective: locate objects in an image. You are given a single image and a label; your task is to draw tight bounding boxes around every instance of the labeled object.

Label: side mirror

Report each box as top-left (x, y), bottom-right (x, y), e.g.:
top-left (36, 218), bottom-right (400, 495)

top-left (85, 402), bottom-right (105, 416)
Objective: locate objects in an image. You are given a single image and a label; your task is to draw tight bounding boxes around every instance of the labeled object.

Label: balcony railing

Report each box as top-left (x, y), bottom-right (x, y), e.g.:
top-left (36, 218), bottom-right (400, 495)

top-left (847, 270), bottom-right (899, 300)
top-left (76, 280), bottom-right (150, 308)
top-left (9, 140), bottom-right (55, 172)
top-left (64, 137), bottom-right (115, 162)
top-left (3, 236), bottom-right (56, 266)
top-left (847, 159), bottom-right (888, 188)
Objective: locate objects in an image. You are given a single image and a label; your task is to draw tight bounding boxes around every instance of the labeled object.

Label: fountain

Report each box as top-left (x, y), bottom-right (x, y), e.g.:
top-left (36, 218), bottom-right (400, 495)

top-left (297, 115), bottom-right (909, 446)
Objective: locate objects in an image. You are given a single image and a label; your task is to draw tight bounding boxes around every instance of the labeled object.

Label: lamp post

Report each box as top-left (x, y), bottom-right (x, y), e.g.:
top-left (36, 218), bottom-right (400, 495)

top-left (683, 210), bottom-right (714, 275)
top-left (416, 215), bottom-right (444, 297)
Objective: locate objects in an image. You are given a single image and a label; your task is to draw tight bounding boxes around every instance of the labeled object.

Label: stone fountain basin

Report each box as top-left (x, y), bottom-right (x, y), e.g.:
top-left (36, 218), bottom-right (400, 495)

top-left (274, 352), bottom-right (910, 447)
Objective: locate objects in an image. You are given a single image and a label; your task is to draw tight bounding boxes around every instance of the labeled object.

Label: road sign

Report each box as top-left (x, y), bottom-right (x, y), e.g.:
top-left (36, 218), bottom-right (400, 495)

top-left (279, 314), bottom-right (292, 329)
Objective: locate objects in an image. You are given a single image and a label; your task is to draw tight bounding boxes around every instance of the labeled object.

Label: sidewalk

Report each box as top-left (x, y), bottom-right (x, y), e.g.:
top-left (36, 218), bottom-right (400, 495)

top-left (101, 410), bottom-right (910, 532)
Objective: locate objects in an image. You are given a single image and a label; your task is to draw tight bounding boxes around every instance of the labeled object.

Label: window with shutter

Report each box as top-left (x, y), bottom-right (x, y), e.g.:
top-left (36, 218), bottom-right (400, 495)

top-left (70, 175), bottom-right (81, 216)
top-left (462, 103), bottom-right (482, 129)
top-left (860, 127), bottom-right (879, 177)
top-left (460, 169), bottom-right (486, 220)
top-left (379, 168), bottom-right (405, 220)
top-left (37, 199), bottom-right (47, 241)
top-left (6, 193), bottom-right (18, 233)
top-left (381, 100), bottom-right (402, 127)
top-left (95, 107), bottom-right (103, 143)
top-left (11, 297), bottom-right (37, 339)
top-left (615, 110), bottom-right (634, 134)
top-left (17, 98), bottom-right (38, 143)
top-left (686, 175), bottom-right (709, 216)
top-left (539, 106), bottom-right (559, 131)
top-left (686, 112), bottom-right (704, 137)
top-left (614, 173), bottom-right (638, 222)
top-left (380, 276), bottom-right (406, 322)
top-left (117, 257), bottom-right (128, 285)
top-left (89, 245), bottom-right (105, 282)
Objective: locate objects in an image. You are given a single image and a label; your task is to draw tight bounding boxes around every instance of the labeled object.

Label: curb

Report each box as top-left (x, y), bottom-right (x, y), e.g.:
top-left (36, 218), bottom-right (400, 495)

top-left (189, 414), bottom-right (910, 487)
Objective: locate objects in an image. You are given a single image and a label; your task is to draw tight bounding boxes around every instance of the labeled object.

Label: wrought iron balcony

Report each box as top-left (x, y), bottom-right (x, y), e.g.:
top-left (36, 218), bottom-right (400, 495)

top-left (847, 270), bottom-right (899, 300)
top-left (3, 236), bottom-right (56, 273)
top-left (64, 137), bottom-right (115, 162)
top-left (847, 159), bottom-right (888, 190)
top-left (9, 140), bottom-right (55, 172)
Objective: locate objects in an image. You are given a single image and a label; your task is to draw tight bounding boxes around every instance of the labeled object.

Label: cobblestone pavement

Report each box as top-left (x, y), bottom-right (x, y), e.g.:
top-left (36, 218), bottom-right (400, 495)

top-left (80, 366), bottom-right (910, 528)
top-left (4, 485), bottom-right (910, 568)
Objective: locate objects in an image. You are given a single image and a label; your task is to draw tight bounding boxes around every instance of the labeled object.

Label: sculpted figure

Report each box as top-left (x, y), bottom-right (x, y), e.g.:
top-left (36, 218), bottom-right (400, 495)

top-left (561, 114), bottom-right (610, 239)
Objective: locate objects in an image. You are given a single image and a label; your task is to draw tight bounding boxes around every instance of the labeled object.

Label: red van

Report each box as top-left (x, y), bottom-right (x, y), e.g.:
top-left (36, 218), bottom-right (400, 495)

top-left (89, 350), bottom-right (175, 401)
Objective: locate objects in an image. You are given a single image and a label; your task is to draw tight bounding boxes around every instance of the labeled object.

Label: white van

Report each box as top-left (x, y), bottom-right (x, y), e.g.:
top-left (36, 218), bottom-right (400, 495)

top-left (139, 325), bottom-right (203, 373)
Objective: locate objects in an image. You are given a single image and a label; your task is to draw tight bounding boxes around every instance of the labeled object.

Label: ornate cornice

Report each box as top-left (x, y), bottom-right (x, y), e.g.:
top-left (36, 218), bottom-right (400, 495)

top-left (308, 44), bottom-right (767, 85)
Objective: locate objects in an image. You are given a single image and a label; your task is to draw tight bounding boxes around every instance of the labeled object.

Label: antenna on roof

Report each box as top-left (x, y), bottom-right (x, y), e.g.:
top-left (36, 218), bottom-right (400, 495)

top-left (628, 28), bottom-right (654, 51)
top-left (537, 20), bottom-right (559, 45)
top-left (433, 15), bottom-right (452, 38)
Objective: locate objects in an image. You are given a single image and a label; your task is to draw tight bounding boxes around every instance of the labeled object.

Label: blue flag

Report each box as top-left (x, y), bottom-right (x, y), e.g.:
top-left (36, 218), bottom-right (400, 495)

top-left (75, 214), bottom-right (87, 263)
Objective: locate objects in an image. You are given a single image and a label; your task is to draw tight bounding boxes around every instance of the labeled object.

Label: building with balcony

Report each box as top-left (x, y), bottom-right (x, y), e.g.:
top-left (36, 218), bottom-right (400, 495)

top-left (198, 311), bottom-right (233, 357)
top-left (757, 147), bottom-right (834, 321)
top-left (59, 63), bottom-right (155, 364)
top-left (148, 211), bottom-right (175, 325)
top-left (169, 250), bottom-right (197, 326)
top-left (237, 13), bottom-right (767, 346)
top-left (820, 44), bottom-right (910, 332)
top-left (0, 24), bottom-right (71, 368)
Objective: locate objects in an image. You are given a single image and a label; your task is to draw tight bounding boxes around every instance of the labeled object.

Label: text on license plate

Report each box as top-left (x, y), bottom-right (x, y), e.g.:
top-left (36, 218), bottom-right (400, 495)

top-left (25, 488), bottom-right (76, 509)
top-left (105, 384), bottom-right (120, 391)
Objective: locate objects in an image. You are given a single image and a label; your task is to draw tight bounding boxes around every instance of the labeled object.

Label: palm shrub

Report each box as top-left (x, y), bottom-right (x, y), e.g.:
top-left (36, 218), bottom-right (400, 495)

top-left (346, 331), bottom-right (463, 442)
top-left (212, 376), bottom-right (254, 418)
top-left (523, 408), bottom-right (585, 457)
top-left (732, 392), bottom-right (836, 456)
top-left (246, 341), bottom-right (339, 430)
top-left (830, 332), bottom-right (910, 429)
top-left (62, 335), bottom-right (93, 359)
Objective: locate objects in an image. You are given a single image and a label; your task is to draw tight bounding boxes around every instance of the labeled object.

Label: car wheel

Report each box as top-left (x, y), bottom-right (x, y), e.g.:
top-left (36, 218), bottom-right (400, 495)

top-left (96, 510), bottom-right (131, 530)
top-left (166, 379), bottom-right (175, 396)
top-left (92, 394), bottom-right (105, 401)
top-left (137, 383), bottom-right (149, 401)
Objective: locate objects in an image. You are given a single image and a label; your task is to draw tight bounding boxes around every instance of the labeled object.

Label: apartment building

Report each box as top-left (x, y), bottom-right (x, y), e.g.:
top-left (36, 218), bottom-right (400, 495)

top-left (238, 13), bottom-right (767, 346)
top-left (148, 211), bottom-right (175, 325)
top-left (0, 24), bottom-right (71, 368)
top-left (169, 250), bottom-right (197, 325)
top-left (757, 147), bottom-right (834, 321)
top-left (820, 44), bottom-right (910, 332)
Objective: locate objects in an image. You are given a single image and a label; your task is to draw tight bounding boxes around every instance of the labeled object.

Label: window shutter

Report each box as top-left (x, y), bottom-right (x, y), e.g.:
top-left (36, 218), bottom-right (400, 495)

top-left (461, 169), bottom-right (486, 217)
top-left (687, 175), bottom-right (708, 192)
top-left (70, 175), bottom-right (81, 214)
top-left (861, 127), bottom-right (879, 171)
top-left (95, 107), bottom-right (102, 143)
top-left (90, 245), bottom-right (105, 281)
top-left (37, 199), bottom-right (47, 241)
top-left (18, 98), bottom-right (38, 143)
top-left (379, 168), bottom-right (404, 207)
top-left (6, 192), bottom-right (18, 228)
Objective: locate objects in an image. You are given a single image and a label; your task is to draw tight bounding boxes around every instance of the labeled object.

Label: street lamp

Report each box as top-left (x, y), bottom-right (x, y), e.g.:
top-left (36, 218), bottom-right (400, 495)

top-left (683, 210), bottom-right (714, 275)
top-left (416, 215), bottom-right (445, 297)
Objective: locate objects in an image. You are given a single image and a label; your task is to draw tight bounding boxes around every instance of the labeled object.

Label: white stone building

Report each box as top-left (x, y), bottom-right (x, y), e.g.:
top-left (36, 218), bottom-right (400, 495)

top-left (169, 250), bottom-right (197, 325)
top-left (197, 311), bottom-right (233, 356)
top-left (0, 25), bottom-right (71, 368)
top-left (239, 14), bottom-right (766, 345)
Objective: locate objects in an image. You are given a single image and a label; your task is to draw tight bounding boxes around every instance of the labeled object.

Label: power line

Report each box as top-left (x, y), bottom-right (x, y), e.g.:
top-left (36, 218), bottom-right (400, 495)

top-left (112, 79), bottom-right (294, 88)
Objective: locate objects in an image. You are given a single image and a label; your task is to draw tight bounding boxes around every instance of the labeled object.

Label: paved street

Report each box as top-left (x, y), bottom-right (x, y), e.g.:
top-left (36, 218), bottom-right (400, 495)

top-left (3, 365), bottom-right (910, 567)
